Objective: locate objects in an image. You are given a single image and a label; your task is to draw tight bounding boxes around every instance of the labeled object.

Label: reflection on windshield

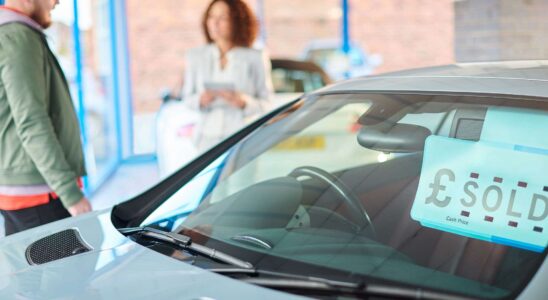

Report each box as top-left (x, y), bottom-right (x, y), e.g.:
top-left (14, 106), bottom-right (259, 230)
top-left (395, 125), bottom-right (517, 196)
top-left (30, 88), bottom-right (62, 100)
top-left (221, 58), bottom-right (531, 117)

top-left (145, 93), bottom-right (547, 299)
top-left (142, 153), bottom-right (228, 227)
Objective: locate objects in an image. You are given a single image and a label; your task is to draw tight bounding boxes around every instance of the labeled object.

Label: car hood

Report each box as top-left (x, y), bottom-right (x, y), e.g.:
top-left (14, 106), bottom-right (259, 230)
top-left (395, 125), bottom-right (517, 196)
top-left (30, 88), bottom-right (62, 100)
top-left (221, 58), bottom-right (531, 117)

top-left (0, 209), bottom-right (305, 300)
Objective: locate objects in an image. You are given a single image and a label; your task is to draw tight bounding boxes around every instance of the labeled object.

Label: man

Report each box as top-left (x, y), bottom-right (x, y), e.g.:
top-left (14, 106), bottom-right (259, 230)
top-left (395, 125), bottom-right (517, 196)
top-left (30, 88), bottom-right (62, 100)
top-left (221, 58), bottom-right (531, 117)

top-left (0, 0), bottom-right (91, 235)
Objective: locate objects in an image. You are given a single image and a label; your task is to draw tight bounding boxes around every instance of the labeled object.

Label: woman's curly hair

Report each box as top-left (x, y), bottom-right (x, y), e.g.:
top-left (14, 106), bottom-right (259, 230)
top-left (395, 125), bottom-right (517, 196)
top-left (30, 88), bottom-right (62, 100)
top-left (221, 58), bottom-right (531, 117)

top-left (202, 0), bottom-right (259, 48)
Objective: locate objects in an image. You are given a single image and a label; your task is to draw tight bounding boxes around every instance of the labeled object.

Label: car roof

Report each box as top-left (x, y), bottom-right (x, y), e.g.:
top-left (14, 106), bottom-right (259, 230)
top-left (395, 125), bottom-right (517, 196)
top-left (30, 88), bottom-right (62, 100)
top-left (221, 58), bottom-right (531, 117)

top-left (271, 58), bottom-right (327, 73)
top-left (317, 60), bottom-right (548, 100)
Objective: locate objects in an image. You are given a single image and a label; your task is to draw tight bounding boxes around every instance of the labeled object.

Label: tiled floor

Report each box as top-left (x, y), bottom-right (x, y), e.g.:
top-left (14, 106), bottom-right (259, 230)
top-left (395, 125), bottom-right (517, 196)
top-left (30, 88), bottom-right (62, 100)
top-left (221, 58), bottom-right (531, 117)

top-left (0, 161), bottom-right (161, 238)
top-left (90, 161), bottom-right (161, 210)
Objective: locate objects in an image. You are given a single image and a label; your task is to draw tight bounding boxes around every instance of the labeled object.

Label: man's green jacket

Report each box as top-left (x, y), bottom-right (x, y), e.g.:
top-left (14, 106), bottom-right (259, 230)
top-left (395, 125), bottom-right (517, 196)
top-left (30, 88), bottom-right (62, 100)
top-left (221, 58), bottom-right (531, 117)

top-left (0, 22), bottom-right (86, 208)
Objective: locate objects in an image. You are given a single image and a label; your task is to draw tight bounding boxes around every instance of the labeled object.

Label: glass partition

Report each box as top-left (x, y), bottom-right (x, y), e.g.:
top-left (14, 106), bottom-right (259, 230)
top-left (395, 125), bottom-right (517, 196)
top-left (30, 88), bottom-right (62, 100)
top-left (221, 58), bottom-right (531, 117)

top-left (49, 0), bottom-right (121, 193)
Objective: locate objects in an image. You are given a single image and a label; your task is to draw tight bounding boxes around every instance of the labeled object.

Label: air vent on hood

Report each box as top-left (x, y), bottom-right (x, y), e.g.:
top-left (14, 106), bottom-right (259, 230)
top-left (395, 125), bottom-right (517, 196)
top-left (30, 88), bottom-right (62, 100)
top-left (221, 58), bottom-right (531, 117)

top-left (25, 229), bottom-right (92, 265)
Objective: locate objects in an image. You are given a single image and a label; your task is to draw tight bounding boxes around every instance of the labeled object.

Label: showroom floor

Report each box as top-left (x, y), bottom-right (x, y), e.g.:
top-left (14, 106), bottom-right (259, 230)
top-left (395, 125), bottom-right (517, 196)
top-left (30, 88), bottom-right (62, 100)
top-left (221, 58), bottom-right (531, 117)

top-left (90, 160), bottom-right (161, 210)
top-left (0, 161), bottom-right (161, 238)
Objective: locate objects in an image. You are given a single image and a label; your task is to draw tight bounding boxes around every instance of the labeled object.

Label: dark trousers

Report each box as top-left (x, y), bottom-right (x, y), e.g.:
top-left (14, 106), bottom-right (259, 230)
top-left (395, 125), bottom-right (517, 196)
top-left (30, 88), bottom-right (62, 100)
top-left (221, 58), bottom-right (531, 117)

top-left (1, 196), bottom-right (71, 236)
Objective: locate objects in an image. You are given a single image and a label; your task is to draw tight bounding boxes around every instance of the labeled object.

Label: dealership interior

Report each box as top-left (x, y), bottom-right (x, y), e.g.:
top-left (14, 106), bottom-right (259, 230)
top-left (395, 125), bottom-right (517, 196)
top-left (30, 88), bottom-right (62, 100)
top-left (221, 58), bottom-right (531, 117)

top-left (0, 0), bottom-right (546, 238)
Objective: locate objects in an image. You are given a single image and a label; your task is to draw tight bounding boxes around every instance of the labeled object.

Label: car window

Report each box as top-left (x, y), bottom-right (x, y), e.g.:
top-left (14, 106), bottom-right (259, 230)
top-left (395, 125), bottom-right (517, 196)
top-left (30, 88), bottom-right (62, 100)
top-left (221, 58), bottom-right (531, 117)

top-left (271, 68), bottom-right (325, 93)
top-left (145, 93), bottom-right (547, 299)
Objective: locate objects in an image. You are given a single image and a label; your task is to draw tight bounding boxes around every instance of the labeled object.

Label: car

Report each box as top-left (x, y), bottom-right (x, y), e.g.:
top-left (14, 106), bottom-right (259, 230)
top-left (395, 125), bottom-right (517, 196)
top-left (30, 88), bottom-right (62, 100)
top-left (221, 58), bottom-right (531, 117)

top-left (1, 60), bottom-right (547, 299)
top-left (269, 58), bottom-right (332, 106)
top-left (301, 39), bottom-right (382, 80)
top-left (156, 58), bottom-right (332, 177)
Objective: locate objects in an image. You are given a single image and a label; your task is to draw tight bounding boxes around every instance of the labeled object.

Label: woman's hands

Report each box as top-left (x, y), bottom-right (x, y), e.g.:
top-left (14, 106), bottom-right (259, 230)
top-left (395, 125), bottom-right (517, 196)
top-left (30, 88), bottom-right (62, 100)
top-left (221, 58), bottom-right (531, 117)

top-left (218, 90), bottom-right (247, 109)
top-left (199, 90), bottom-right (247, 110)
top-left (199, 90), bottom-right (216, 108)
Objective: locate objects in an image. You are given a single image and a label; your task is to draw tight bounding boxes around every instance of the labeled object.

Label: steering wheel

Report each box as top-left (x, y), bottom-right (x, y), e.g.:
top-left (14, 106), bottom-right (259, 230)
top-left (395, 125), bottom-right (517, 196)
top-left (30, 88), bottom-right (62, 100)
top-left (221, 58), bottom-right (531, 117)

top-left (288, 166), bottom-right (375, 236)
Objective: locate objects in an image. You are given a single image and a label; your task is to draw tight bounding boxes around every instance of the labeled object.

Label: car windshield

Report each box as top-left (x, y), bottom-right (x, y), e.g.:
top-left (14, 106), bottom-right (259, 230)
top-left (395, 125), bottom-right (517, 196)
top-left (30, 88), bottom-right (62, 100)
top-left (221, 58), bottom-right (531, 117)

top-left (142, 93), bottom-right (548, 299)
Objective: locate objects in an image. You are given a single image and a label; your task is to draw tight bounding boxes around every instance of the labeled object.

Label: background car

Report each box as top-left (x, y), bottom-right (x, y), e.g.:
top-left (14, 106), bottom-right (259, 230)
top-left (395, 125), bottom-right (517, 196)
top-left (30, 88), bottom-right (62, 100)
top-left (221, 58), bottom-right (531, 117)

top-left (301, 39), bottom-right (382, 80)
top-left (269, 58), bottom-right (332, 106)
top-left (1, 61), bottom-right (547, 300)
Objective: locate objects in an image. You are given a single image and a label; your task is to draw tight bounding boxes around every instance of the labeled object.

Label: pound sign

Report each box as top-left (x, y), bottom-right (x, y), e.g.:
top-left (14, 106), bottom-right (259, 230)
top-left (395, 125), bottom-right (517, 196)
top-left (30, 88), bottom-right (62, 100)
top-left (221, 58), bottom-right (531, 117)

top-left (425, 168), bottom-right (455, 208)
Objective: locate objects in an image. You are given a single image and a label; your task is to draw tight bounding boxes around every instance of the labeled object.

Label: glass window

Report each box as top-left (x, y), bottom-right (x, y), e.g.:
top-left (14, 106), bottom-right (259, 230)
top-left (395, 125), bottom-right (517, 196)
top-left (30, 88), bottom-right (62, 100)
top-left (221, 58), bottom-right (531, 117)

top-left (50, 0), bottom-right (120, 192)
top-left (142, 93), bottom-right (548, 299)
top-left (78, 0), bottom-right (119, 190)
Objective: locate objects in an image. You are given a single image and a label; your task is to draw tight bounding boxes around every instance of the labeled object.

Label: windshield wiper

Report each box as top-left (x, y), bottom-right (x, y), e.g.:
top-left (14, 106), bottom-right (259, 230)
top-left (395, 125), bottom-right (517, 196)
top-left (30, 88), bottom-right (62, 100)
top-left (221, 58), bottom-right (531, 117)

top-left (118, 226), bottom-right (253, 269)
top-left (209, 268), bottom-right (474, 300)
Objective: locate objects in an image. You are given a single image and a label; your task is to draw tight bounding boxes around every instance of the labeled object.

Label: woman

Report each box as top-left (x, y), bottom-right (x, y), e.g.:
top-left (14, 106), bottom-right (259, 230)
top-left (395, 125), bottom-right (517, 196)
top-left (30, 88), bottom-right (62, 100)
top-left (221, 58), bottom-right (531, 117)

top-left (183, 0), bottom-right (273, 151)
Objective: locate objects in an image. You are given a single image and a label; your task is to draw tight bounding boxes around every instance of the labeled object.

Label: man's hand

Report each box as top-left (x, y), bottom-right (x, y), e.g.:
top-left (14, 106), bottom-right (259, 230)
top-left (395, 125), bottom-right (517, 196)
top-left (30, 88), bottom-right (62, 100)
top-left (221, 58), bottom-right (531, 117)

top-left (68, 198), bottom-right (92, 216)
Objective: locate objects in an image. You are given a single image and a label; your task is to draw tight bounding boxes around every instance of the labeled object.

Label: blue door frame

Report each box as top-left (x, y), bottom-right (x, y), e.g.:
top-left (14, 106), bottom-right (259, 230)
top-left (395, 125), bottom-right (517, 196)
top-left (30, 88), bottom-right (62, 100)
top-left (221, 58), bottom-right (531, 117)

top-left (71, 0), bottom-right (91, 191)
top-left (71, 0), bottom-right (130, 196)
top-left (341, 0), bottom-right (351, 79)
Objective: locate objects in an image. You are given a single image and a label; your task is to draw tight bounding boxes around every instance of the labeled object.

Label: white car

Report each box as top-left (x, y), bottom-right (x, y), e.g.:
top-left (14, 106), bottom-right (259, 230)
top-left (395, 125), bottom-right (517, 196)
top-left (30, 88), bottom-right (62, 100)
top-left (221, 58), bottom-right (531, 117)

top-left (2, 61), bottom-right (546, 299)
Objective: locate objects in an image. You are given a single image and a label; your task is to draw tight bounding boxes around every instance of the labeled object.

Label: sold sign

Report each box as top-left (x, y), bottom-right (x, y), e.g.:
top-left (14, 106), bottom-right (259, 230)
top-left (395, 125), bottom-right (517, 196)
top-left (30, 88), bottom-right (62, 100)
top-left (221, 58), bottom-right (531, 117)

top-left (411, 136), bottom-right (548, 252)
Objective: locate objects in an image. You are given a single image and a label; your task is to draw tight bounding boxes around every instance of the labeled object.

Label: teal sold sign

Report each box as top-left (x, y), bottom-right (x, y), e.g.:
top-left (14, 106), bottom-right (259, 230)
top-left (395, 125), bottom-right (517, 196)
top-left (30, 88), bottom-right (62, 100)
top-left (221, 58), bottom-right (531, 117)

top-left (411, 136), bottom-right (548, 252)
top-left (412, 107), bottom-right (548, 252)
